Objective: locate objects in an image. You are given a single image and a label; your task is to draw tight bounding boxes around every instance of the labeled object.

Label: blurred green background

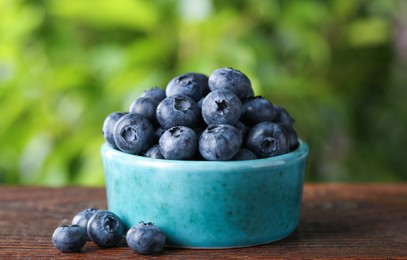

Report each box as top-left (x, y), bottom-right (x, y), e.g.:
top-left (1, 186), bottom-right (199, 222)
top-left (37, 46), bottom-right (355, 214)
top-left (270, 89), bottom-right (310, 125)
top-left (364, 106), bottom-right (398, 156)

top-left (1, 0), bottom-right (406, 186)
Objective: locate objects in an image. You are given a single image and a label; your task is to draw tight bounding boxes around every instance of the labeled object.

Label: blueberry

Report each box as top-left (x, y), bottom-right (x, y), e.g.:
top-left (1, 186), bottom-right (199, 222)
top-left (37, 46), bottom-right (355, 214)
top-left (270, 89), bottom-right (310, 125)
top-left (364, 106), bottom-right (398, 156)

top-left (52, 225), bottom-right (87, 253)
top-left (201, 89), bottom-right (242, 126)
top-left (208, 67), bottom-right (254, 100)
top-left (87, 210), bottom-right (125, 248)
top-left (234, 121), bottom-right (249, 140)
top-left (199, 124), bottom-right (242, 161)
top-left (156, 95), bottom-right (200, 130)
top-left (245, 121), bottom-right (289, 158)
top-left (129, 97), bottom-right (159, 126)
top-left (140, 87), bottom-right (166, 102)
top-left (273, 105), bottom-right (295, 127)
top-left (192, 73), bottom-right (210, 97)
top-left (159, 126), bottom-right (197, 160)
top-left (284, 126), bottom-right (300, 151)
top-left (102, 112), bottom-right (127, 149)
top-left (272, 106), bottom-right (299, 151)
top-left (144, 144), bottom-right (165, 159)
top-left (126, 221), bottom-right (166, 255)
top-left (113, 113), bottom-right (155, 155)
top-left (231, 148), bottom-right (257, 160)
top-left (241, 96), bottom-right (275, 126)
top-left (72, 208), bottom-right (100, 240)
top-left (166, 73), bottom-right (205, 102)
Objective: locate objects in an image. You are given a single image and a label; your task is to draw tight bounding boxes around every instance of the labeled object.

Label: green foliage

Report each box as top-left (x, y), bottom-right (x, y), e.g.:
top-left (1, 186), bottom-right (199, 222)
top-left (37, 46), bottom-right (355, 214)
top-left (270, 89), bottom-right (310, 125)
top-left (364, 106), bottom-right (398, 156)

top-left (0, 0), bottom-right (405, 185)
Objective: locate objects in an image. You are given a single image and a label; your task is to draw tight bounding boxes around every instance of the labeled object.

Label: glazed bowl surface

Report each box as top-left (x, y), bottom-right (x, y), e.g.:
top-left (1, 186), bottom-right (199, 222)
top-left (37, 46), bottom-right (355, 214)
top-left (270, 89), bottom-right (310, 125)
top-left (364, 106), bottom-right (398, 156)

top-left (101, 141), bottom-right (309, 248)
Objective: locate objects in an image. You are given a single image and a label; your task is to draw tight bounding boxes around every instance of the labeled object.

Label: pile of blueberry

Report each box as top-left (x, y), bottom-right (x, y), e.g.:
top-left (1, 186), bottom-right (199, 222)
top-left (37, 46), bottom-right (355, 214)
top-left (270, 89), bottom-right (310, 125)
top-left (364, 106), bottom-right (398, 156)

top-left (103, 67), bottom-right (299, 160)
top-left (52, 208), bottom-right (166, 254)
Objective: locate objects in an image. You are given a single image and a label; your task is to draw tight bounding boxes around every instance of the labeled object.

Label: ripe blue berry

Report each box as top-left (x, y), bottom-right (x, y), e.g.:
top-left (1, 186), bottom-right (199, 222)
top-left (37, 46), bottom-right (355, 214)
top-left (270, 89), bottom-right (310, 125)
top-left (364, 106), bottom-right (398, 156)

top-left (273, 106), bottom-right (299, 151)
top-left (159, 126), bottom-right (197, 160)
top-left (87, 210), bottom-right (125, 248)
top-left (52, 225), bottom-right (87, 253)
top-left (126, 221), bottom-right (166, 255)
top-left (129, 97), bottom-right (159, 126)
top-left (166, 73), bottom-right (204, 102)
top-left (144, 144), bottom-right (165, 159)
top-left (201, 89), bottom-right (242, 126)
top-left (273, 105), bottom-right (295, 127)
top-left (156, 95), bottom-right (200, 130)
top-left (102, 112), bottom-right (127, 149)
top-left (72, 208), bottom-right (100, 240)
top-left (140, 87), bottom-right (166, 102)
top-left (245, 121), bottom-right (289, 158)
top-left (199, 124), bottom-right (242, 161)
top-left (113, 113), bottom-right (155, 155)
top-left (208, 67), bottom-right (254, 100)
top-left (231, 148), bottom-right (257, 160)
top-left (241, 96), bottom-right (275, 126)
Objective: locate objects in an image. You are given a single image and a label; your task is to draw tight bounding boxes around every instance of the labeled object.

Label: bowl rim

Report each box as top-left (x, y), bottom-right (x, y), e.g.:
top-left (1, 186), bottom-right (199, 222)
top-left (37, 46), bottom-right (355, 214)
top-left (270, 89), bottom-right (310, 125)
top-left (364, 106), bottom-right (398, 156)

top-left (101, 140), bottom-right (309, 168)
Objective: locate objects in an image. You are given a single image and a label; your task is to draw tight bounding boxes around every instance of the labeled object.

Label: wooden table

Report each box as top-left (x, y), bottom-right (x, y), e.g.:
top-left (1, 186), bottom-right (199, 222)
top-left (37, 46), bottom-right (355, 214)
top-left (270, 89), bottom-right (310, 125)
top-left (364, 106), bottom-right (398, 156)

top-left (0, 184), bottom-right (406, 259)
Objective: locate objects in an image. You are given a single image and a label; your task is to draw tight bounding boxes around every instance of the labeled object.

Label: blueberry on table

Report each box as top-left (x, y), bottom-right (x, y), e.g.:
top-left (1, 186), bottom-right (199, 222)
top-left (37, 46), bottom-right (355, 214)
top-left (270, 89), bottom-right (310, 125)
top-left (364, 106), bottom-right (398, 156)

top-left (201, 89), bottom-right (242, 126)
top-left (72, 208), bottom-right (100, 240)
top-left (208, 67), bottom-right (254, 100)
top-left (156, 95), bottom-right (200, 130)
top-left (159, 126), bottom-right (198, 160)
top-left (126, 221), bottom-right (166, 255)
top-left (87, 210), bottom-right (125, 248)
top-left (113, 113), bottom-right (155, 155)
top-left (166, 72), bottom-right (207, 102)
top-left (245, 121), bottom-right (289, 158)
top-left (241, 96), bottom-right (275, 126)
top-left (140, 86), bottom-right (166, 102)
top-left (129, 97), bottom-right (159, 126)
top-left (52, 225), bottom-right (87, 253)
top-left (199, 124), bottom-right (242, 161)
top-left (102, 112), bottom-right (128, 149)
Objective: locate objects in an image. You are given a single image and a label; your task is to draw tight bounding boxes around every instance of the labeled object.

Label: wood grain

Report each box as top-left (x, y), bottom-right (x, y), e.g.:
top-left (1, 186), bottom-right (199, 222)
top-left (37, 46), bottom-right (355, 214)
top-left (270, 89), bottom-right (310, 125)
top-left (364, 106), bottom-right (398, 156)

top-left (0, 184), bottom-right (406, 259)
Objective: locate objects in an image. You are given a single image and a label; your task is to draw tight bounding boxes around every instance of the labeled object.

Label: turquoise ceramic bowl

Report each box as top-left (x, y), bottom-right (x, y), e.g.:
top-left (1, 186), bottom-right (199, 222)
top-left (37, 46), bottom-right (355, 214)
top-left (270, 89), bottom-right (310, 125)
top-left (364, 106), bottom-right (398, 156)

top-left (101, 141), bottom-right (309, 248)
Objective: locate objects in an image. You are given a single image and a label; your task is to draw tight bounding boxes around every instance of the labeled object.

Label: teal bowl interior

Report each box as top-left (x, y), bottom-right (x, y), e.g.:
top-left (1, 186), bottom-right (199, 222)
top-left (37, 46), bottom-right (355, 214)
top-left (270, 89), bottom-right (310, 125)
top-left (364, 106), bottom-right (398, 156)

top-left (101, 141), bottom-right (309, 248)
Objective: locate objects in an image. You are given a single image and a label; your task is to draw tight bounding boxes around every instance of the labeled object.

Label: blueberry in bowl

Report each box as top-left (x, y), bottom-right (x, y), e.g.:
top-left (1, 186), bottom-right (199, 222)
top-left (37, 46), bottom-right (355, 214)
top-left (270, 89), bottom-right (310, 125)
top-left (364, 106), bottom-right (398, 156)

top-left (100, 68), bottom-right (309, 248)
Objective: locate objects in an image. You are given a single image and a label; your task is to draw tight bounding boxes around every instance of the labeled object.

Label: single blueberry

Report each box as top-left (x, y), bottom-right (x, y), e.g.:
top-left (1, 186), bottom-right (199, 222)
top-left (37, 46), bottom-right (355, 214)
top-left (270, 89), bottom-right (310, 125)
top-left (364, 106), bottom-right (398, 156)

top-left (87, 210), bottom-right (125, 248)
top-left (245, 121), bottom-right (289, 158)
top-left (231, 148), bottom-right (257, 160)
top-left (126, 221), bottom-right (166, 255)
top-left (52, 225), bottom-right (87, 253)
top-left (129, 97), bottom-right (159, 126)
top-left (208, 67), bottom-right (254, 100)
top-left (234, 121), bottom-right (249, 140)
top-left (159, 126), bottom-right (197, 160)
top-left (166, 73), bottom-right (205, 102)
top-left (113, 113), bottom-right (155, 155)
top-left (102, 112), bottom-right (128, 149)
top-left (241, 96), bottom-right (275, 126)
top-left (199, 124), bottom-right (242, 161)
top-left (273, 105), bottom-right (295, 127)
top-left (72, 208), bottom-right (100, 241)
top-left (272, 106), bottom-right (299, 150)
top-left (144, 144), bottom-right (165, 159)
top-left (140, 87), bottom-right (166, 102)
top-left (201, 89), bottom-right (242, 126)
top-left (283, 125), bottom-right (300, 151)
top-left (153, 127), bottom-right (165, 143)
top-left (156, 95), bottom-right (200, 130)
top-left (192, 72), bottom-right (210, 97)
